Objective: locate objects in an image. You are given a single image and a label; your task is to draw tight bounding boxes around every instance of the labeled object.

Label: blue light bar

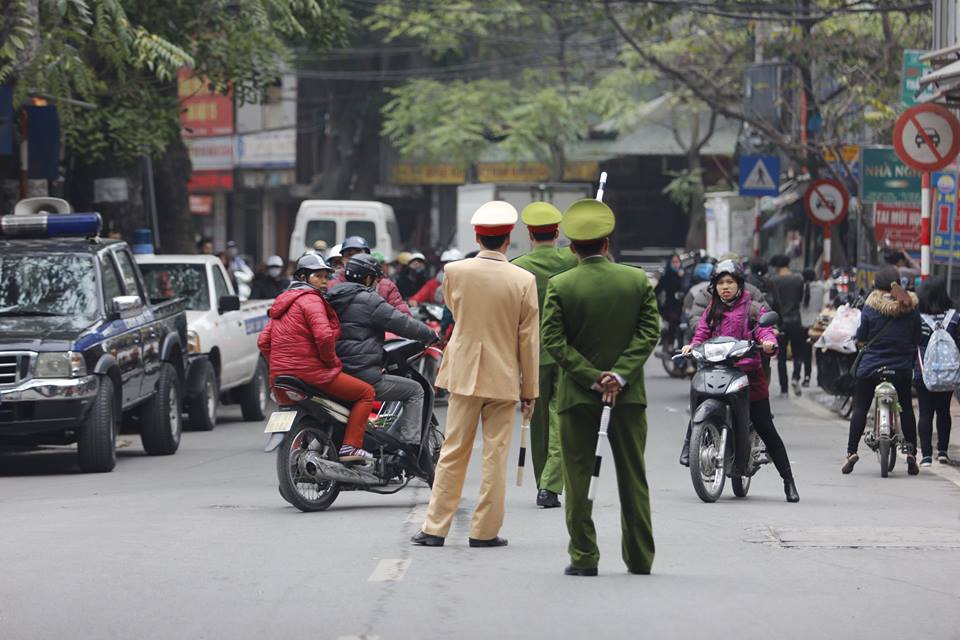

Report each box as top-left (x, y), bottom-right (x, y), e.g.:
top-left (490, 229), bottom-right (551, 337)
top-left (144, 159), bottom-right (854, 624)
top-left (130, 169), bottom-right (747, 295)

top-left (0, 213), bottom-right (102, 238)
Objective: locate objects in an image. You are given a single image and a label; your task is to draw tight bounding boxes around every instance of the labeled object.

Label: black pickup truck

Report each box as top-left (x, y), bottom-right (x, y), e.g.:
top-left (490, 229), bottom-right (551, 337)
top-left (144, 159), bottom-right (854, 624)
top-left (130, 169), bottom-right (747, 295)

top-left (0, 206), bottom-right (188, 472)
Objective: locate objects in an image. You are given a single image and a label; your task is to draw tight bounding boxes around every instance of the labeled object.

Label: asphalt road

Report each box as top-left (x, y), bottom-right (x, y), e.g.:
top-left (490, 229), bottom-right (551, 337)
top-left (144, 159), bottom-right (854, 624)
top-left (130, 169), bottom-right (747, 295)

top-left (2, 360), bottom-right (959, 640)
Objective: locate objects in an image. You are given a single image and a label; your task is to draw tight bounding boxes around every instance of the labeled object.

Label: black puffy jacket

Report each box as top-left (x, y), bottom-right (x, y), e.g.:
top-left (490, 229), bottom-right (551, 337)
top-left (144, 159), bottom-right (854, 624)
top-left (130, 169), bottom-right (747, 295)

top-left (327, 282), bottom-right (436, 384)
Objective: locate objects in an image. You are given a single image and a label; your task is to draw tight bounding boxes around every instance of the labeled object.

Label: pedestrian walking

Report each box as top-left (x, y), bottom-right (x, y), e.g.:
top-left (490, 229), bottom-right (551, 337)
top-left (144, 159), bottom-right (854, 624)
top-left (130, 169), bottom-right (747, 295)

top-left (511, 202), bottom-right (579, 509)
top-left (769, 255), bottom-right (806, 396)
top-left (411, 201), bottom-right (540, 549)
top-left (541, 199), bottom-right (660, 577)
top-left (842, 266), bottom-right (922, 475)
top-left (799, 268), bottom-right (830, 388)
top-left (915, 277), bottom-right (958, 467)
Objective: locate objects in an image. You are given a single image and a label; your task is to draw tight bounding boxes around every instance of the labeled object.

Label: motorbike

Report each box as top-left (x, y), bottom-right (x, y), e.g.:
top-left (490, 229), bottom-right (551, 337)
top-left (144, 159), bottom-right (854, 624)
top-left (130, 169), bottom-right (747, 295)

top-left (656, 312), bottom-right (696, 379)
top-left (413, 302), bottom-right (446, 404)
top-left (263, 337), bottom-right (443, 512)
top-left (674, 310), bottom-right (780, 503)
top-left (862, 368), bottom-right (903, 478)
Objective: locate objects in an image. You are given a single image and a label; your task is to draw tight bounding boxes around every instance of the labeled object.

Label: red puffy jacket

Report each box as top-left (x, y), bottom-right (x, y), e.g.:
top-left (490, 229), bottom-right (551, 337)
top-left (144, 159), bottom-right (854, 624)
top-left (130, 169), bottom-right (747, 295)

top-left (257, 283), bottom-right (342, 400)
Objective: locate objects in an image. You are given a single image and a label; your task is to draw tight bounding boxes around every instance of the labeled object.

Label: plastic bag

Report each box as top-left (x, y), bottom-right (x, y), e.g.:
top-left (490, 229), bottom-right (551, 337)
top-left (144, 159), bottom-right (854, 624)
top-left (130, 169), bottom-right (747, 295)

top-left (815, 304), bottom-right (860, 354)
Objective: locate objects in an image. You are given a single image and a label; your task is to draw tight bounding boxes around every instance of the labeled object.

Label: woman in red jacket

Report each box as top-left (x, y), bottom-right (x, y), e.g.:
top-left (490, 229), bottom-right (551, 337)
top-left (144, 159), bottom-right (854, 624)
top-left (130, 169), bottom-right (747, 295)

top-left (258, 254), bottom-right (376, 459)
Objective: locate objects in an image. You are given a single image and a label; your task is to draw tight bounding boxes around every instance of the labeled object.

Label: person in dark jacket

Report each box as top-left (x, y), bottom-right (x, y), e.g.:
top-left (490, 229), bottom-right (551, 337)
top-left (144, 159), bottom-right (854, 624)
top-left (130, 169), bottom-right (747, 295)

top-left (258, 254), bottom-right (376, 459)
top-left (327, 254), bottom-right (438, 446)
top-left (769, 254), bottom-right (806, 397)
top-left (328, 236), bottom-right (412, 316)
top-left (394, 252), bottom-right (429, 299)
top-left (842, 266), bottom-right (923, 475)
top-left (654, 254), bottom-right (685, 350)
top-left (915, 277), bottom-right (957, 466)
top-left (250, 255), bottom-right (290, 299)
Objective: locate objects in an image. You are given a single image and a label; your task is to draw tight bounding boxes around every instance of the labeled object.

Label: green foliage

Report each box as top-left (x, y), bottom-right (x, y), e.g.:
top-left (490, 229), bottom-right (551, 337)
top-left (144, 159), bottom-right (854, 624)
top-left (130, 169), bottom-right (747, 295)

top-left (662, 168), bottom-right (703, 210)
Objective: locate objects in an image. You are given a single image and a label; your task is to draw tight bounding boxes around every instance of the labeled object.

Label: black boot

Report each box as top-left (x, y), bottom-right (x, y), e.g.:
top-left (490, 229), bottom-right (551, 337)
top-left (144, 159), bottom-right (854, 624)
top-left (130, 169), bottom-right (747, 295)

top-left (679, 423), bottom-right (692, 467)
top-left (784, 477), bottom-right (799, 503)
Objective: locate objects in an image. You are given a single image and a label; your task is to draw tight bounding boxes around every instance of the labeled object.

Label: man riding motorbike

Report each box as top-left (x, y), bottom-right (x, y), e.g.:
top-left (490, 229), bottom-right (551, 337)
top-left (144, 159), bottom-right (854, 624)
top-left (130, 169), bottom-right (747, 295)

top-left (330, 236), bottom-right (412, 316)
top-left (327, 254), bottom-right (439, 458)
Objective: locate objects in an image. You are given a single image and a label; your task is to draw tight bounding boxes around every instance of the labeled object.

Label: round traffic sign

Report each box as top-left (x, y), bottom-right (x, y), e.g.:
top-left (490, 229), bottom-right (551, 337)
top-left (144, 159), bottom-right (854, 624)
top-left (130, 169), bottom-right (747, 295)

top-left (893, 103), bottom-right (960, 172)
top-left (804, 179), bottom-right (849, 226)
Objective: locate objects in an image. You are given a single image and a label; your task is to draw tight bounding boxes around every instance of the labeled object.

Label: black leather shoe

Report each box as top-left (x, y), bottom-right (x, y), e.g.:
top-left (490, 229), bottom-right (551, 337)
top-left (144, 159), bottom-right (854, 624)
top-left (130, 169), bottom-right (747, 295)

top-left (564, 565), bottom-right (598, 577)
top-left (410, 530), bottom-right (444, 547)
top-left (536, 489), bottom-right (561, 508)
top-left (468, 536), bottom-right (508, 548)
top-left (784, 478), bottom-right (800, 503)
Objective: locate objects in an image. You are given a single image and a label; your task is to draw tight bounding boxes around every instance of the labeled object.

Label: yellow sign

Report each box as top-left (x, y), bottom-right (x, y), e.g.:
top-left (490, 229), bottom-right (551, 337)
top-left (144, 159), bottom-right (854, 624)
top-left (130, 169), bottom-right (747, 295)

top-left (392, 164), bottom-right (466, 185)
top-left (823, 145), bottom-right (860, 165)
top-left (476, 161), bottom-right (599, 183)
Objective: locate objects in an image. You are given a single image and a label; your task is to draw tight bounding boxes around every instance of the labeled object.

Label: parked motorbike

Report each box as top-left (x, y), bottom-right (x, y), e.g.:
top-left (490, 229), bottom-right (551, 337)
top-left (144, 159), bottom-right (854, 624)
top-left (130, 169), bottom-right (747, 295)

top-left (264, 338), bottom-right (443, 512)
top-left (413, 303), bottom-right (446, 404)
top-left (674, 311), bottom-right (780, 503)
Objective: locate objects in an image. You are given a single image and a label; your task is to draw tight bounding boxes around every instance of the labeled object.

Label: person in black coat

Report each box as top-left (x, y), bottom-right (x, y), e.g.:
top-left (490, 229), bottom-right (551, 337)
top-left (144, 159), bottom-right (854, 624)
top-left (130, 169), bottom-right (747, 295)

top-left (842, 266), bottom-right (922, 476)
top-left (654, 254), bottom-right (685, 350)
top-left (250, 255), bottom-right (291, 299)
top-left (914, 276), bottom-right (958, 466)
top-left (327, 254), bottom-right (437, 446)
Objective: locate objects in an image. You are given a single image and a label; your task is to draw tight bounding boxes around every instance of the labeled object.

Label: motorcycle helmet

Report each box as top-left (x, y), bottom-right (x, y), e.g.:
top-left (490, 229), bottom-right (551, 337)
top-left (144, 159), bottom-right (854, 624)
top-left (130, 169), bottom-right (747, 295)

top-left (709, 259), bottom-right (745, 291)
top-left (692, 262), bottom-right (715, 284)
top-left (265, 255), bottom-right (284, 268)
top-left (341, 236), bottom-right (371, 254)
top-left (440, 248), bottom-right (463, 263)
top-left (294, 253), bottom-right (334, 280)
top-left (344, 253), bottom-right (383, 283)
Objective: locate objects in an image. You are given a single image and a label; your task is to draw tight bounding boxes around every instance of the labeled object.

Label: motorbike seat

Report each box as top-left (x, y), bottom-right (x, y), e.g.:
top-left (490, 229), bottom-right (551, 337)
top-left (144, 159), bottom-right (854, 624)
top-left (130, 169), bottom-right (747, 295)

top-left (272, 375), bottom-right (352, 423)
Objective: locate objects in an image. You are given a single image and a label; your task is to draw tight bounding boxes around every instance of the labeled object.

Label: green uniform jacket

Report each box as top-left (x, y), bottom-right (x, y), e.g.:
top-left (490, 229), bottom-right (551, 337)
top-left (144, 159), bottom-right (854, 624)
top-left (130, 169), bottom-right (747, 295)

top-left (541, 256), bottom-right (660, 411)
top-left (511, 245), bottom-right (579, 365)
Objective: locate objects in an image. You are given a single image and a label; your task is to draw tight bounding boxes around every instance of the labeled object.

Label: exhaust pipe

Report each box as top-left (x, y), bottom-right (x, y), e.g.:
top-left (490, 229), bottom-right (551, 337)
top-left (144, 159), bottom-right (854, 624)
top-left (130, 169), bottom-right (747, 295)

top-left (301, 452), bottom-right (381, 485)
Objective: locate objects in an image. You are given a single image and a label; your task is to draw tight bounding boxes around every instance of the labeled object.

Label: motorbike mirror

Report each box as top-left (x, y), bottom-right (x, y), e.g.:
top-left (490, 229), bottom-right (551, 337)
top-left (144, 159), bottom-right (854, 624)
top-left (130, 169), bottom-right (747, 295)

top-left (758, 311), bottom-right (780, 328)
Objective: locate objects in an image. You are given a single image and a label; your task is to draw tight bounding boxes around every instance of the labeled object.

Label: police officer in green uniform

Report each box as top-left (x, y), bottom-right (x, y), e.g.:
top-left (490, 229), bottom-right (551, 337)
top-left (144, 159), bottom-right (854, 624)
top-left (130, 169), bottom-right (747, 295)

top-left (541, 199), bottom-right (660, 577)
top-left (511, 202), bottom-right (579, 508)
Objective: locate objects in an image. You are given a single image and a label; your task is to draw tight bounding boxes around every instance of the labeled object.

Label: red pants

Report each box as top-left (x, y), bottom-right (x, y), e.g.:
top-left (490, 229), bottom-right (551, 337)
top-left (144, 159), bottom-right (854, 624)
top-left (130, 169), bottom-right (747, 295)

top-left (315, 372), bottom-right (375, 448)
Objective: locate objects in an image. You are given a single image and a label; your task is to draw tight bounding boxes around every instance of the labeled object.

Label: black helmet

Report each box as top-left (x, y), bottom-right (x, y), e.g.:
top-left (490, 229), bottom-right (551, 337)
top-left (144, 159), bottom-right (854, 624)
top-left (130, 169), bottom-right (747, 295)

top-left (344, 253), bottom-right (383, 283)
top-left (341, 235), bottom-right (371, 253)
top-left (294, 253), bottom-right (333, 279)
top-left (710, 259), bottom-right (745, 289)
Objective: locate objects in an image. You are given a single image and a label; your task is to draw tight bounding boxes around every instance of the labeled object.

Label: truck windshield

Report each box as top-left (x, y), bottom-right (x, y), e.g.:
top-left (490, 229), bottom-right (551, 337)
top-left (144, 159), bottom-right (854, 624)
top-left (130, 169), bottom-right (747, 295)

top-left (139, 264), bottom-right (210, 311)
top-left (0, 254), bottom-right (98, 318)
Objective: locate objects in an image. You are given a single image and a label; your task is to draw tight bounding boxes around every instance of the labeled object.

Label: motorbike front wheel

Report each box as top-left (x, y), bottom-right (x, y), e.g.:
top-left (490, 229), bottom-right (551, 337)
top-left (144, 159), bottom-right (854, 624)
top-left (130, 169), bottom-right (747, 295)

top-left (731, 475), bottom-right (751, 497)
top-left (661, 355), bottom-right (687, 379)
top-left (276, 425), bottom-right (341, 512)
top-left (689, 421), bottom-right (727, 503)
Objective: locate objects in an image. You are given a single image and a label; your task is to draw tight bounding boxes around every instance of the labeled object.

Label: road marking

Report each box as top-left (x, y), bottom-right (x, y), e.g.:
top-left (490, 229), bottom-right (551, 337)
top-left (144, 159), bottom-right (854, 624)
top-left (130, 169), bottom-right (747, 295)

top-left (368, 558), bottom-right (411, 582)
top-left (337, 636), bottom-right (380, 640)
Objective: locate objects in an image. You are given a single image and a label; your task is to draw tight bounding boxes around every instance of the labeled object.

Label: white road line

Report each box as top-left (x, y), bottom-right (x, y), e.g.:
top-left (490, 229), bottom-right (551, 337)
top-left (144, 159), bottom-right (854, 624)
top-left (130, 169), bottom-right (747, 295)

top-left (368, 558), bottom-right (411, 582)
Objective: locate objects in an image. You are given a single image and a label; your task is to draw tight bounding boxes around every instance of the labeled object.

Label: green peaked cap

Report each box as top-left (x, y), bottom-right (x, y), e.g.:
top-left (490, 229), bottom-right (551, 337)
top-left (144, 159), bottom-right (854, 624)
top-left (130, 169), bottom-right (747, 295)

top-left (561, 199), bottom-right (615, 242)
top-left (520, 202), bottom-right (562, 226)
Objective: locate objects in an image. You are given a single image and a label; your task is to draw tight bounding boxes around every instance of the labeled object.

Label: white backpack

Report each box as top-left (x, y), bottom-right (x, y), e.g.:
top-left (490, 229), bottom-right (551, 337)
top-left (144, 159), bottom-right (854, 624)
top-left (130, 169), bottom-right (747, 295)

top-left (919, 310), bottom-right (960, 392)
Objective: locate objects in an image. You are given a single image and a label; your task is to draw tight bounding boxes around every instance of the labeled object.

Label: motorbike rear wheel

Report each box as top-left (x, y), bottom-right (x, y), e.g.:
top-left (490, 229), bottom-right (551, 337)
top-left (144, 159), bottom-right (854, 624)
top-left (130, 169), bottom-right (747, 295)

top-left (731, 475), bottom-right (751, 497)
top-left (276, 425), bottom-right (341, 512)
top-left (689, 421), bottom-right (727, 503)
top-left (879, 438), bottom-right (890, 478)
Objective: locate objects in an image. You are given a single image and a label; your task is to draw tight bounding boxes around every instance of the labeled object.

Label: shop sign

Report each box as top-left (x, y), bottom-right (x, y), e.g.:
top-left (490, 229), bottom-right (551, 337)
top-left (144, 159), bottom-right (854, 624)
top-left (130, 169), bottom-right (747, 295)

top-left (188, 171), bottom-right (233, 192)
top-left (392, 163), bottom-right (466, 185)
top-left (874, 202), bottom-right (922, 252)
top-left (189, 194), bottom-right (214, 215)
top-left (186, 135), bottom-right (234, 171)
top-left (235, 128), bottom-right (295, 168)
top-left (476, 161), bottom-right (599, 183)
top-left (861, 146), bottom-right (922, 203)
top-left (178, 68), bottom-right (233, 137)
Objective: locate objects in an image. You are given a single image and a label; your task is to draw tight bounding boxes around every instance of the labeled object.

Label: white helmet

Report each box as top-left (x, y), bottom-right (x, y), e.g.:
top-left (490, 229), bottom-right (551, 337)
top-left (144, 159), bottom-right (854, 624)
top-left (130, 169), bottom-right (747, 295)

top-left (265, 255), bottom-right (284, 268)
top-left (440, 248), bottom-right (463, 263)
top-left (409, 251), bottom-right (426, 263)
top-left (327, 243), bottom-right (342, 260)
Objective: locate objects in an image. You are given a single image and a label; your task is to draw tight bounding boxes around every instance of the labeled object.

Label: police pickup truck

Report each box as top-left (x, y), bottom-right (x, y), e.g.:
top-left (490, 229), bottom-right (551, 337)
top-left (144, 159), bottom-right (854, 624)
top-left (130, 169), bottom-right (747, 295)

top-left (136, 254), bottom-right (271, 430)
top-left (0, 199), bottom-right (188, 472)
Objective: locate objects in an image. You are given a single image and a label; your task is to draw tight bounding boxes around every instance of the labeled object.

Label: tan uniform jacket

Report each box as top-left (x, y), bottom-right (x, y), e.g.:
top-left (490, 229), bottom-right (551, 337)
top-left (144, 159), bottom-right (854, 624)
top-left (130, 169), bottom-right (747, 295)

top-left (436, 250), bottom-right (540, 400)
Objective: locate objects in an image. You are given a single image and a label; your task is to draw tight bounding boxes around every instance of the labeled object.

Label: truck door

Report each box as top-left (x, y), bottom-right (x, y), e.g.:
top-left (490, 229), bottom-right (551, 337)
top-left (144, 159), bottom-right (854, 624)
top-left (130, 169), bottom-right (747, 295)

top-left (100, 252), bottom-right (146, 407)
top-left (114, 249), bottom-right (158, 400)
top-left (211, 263), bottom-right (245, 386)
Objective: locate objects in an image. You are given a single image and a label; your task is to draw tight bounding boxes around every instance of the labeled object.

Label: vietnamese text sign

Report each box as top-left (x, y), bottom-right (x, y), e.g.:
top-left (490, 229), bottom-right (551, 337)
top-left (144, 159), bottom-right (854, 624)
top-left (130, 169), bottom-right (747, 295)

top-left (932, 171), bottom-right (960, 262)
top-left (392, 163), bottom-right (466, 185)
top-left (235, 128), bottom-right (296, 168)
top-left (861, 146), bottom-right (922, 203)
top-left (178, 68), bottom-right (234, 137)
top-left (185, 135), bottom-right (234, 171)
top-left (902, 50), bottom-right (935, 107)
top-left (874, 203), bottom-right (922, 252)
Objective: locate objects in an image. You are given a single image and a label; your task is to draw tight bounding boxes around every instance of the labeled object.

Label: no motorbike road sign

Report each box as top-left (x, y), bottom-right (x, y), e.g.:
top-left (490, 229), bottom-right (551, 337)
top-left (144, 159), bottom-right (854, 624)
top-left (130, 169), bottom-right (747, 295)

top-left (804, 179), bottom-right (849, 226)
top-left (893, 104), bottom-right (960, 173)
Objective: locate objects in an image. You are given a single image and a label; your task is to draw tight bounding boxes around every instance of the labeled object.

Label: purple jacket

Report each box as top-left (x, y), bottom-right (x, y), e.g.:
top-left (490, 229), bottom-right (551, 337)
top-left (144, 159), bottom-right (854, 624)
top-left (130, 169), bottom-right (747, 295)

top-left (691, 291), bottom-right (777, 373)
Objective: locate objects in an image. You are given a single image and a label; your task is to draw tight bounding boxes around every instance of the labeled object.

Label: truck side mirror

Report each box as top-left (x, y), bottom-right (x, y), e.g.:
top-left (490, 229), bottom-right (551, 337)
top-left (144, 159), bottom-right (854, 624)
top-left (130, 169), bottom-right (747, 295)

top-left (218, 295), bottom-right (241, 314)
top-left (111, 295), bottom-right (144, 320)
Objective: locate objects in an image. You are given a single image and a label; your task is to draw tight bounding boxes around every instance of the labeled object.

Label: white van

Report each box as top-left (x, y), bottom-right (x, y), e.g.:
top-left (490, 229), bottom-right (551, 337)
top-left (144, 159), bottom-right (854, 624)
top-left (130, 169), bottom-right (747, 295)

top-left (288, 200), bottom-right (401, 262)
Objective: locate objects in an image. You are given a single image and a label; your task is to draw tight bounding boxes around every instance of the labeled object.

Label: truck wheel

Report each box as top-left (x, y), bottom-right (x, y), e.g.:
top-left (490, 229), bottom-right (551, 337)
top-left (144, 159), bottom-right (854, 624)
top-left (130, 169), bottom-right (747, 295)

top-left (140, 363), bottom-right (183, 455)
top-left (78, 378), bottom-right (118, 473)
top-left (187, 360), bottom-right (218, 431)
top-left (240, 358), bottom-right (269, 422)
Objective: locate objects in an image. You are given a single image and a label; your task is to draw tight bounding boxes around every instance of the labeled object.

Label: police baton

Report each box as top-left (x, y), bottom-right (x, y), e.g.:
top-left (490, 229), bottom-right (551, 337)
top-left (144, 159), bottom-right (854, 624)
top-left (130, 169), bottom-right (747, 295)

top-left (516, 416), bottom-right (531, 486)
top-left (595, 171), bottom-right (608, 202)
top-left (587, 403), bottom-right (612, 502)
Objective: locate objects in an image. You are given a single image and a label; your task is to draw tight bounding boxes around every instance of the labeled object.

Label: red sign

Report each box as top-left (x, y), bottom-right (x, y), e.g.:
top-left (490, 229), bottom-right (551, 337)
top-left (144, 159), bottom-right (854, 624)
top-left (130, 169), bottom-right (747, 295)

top-left (178, 68), bottom-right (233, 137)
top-left (874, 203), bottom-right (922, 251)
top-left (188, 170), bottom-right (233, 192)
top-left (804, 178), bottom-right (849, 226)
top-left (189, 195), bottom-right (214, 216)
top-left (892, 103), bottom-right (960, 172)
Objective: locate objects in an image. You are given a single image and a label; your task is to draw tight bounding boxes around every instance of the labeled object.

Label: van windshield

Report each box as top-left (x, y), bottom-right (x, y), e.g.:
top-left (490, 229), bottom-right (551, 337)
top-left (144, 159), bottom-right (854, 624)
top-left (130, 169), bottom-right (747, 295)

top-left (345, 221), bottom-right (377, 248)
top-left (306, 220), bottom-right (337, 248)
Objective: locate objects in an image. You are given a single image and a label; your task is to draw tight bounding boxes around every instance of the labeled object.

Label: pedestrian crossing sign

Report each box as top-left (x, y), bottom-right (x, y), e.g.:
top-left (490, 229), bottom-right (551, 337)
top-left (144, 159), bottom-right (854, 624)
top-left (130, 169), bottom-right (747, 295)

top-left (739, 155), bottom-right (780, 197)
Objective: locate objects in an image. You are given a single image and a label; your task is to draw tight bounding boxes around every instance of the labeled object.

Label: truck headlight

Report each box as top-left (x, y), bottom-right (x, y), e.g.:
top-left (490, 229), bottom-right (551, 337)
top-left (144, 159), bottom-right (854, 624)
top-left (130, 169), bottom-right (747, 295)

top-left (187, 330), bottom-right (201, 354)
top-left (35, 352), bottom-right (87, 378)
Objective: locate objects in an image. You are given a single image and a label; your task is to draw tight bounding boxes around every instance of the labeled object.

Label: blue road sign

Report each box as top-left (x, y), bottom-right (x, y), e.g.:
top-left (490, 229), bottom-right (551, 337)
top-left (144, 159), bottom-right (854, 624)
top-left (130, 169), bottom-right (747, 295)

top-left (739, 155), bottom-right (780, 197)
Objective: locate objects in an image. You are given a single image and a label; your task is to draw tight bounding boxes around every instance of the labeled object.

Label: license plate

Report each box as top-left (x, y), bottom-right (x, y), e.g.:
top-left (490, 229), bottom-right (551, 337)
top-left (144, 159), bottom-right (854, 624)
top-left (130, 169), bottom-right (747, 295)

top-left (264, 411), bottom-right (296, 433)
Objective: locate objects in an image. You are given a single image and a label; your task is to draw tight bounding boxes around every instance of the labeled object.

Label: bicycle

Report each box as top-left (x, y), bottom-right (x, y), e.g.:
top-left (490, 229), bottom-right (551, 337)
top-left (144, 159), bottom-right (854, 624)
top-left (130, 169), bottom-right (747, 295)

top-left (862, 368), bottom-right (904, 478)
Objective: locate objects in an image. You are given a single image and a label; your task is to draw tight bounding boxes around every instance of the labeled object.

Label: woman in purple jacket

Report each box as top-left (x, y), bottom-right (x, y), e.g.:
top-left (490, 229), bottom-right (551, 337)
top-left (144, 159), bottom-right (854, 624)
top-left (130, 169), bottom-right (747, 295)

top-left (683, 260), bottom-right (800, 503)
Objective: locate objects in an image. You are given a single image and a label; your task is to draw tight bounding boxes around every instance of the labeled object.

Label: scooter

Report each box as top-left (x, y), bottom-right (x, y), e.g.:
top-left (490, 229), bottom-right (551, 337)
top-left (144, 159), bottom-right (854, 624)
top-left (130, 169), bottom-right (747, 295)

top-left (862, 368), bottom-right (904, 478)
top-left (413, 302), bottom-right (446, 404)
top-left (674, 311), bottom-right (780, 503)
top-left (263, 338), bottom-right (443, 512)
